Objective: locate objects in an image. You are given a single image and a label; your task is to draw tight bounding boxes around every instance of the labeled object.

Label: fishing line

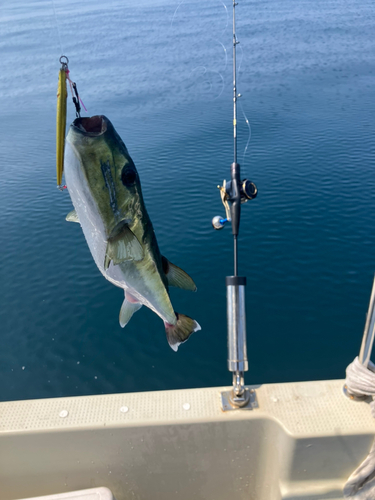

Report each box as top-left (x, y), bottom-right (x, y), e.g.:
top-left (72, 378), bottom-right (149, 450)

top-left (239, 100), bottom-right (251, 168)
top-left (189, 67), bottom-right (213, 94)
top-left (51, 0), bottom-right (87, 119)
top-left (171, 0), bottom-right (229, 35)
top-left (213, 70), bottom-right (225, 100)
top-left (51, 0), bottom-right (64, 55)
top-left (170, 0), bottom-right (185, 30)
top-left (171, 0), bottom-right (251, 155)
top-left (210, 38), bottom-right (228, 100)
top-left (200, 38), bottom-right (228, 101)
top-left (170, 0), bottom-right (229, 100)
top-left (188, 62), bottom-right (226, 101)
top-left (220, 1), bottom-right (229, 35)
top-left (235, 32), bottom-right (252, 168)
top-left (66, 70), bottom-right (87, 114)
top-left (216, 39), bottom-right (228, 70)
top-left (186, 37), bottom-right (227, 101)
top-left (237, 37), bottom-right (244, 79)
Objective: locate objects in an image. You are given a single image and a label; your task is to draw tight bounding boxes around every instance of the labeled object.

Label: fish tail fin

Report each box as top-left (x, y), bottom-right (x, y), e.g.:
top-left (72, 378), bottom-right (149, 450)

top-left (119, 298), bottom-right (142, 328)
top-left (164, 313), bottom-right (201, 351)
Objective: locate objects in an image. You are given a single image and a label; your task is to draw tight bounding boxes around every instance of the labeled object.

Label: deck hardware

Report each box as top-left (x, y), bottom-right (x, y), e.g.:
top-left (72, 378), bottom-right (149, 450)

top-left (223, 275), bottom-right (254, 410)
top-left (221, 387), bottom-right (258, 411)
top-left (344, 274), bottom-right (375, 400)
top-left (182, 403), bottom-right (191, 410)
top-left (120, 406), bottom-right (129, 413)
top-left (59, 410), bottom-right (69, 418)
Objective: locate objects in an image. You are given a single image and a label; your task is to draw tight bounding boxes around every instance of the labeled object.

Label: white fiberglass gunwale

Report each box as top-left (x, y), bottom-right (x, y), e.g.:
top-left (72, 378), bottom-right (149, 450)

top-left (0, 379), bottom-right (373, 500)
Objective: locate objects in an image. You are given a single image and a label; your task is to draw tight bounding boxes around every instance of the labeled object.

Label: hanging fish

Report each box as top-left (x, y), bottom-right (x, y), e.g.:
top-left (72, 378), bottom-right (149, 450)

top-left (56, 56), bottom-right (68, 187)
top-left (64, 115), bottom-right (200, 351)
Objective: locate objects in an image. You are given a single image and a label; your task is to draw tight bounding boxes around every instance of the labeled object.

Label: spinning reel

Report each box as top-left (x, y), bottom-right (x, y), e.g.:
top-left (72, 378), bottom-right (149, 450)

top-left (212, 164), bottom-right (257, 231)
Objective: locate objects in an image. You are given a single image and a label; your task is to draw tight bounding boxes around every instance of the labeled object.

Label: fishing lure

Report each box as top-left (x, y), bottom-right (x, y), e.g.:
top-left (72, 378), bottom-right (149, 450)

top-left (56, 56), bottom-right (68, 188)
top-left (56, 56), bottom-right (86, 189)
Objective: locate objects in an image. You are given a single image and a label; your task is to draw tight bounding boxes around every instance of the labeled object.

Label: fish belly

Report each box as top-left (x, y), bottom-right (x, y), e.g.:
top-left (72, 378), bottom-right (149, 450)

top-left (64, 142), bottom-right (108, 273)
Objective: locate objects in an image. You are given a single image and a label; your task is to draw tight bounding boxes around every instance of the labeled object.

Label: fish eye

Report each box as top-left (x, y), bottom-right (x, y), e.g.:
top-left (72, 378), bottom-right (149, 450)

top-left (121, 167), bottom-right (136, 186)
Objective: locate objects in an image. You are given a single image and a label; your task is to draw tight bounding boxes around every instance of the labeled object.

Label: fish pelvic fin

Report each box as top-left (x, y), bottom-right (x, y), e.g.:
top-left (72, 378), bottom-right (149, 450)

top-left (164, 313), bottom-right (201, 351)
top-left (119, 297), bottom-right (142, 328)
top-left (162, 256), bottom-right (197, 291)
top-left (105, 221), bottom-right (144, 270)
top-left (66, 210), bottom-right (80, 223)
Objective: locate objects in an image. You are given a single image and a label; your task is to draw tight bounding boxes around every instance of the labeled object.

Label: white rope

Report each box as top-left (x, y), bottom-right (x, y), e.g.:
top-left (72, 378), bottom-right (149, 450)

top-left (344, 357), bottom-right (375, 498)
top-left (346, 357), bottom-right (375, 414)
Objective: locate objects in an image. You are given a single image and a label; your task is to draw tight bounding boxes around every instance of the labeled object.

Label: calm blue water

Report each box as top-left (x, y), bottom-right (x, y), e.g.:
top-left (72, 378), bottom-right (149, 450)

top-left (0, 0), bottom-right (375, 402)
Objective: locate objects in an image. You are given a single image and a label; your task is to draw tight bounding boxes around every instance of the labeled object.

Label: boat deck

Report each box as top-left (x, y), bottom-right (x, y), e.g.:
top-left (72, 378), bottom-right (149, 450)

top-left (0, 379), bottom-right (373, 500)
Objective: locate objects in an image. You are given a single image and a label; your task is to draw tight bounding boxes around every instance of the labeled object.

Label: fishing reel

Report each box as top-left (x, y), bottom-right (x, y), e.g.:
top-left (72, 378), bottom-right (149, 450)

top-left (212, 163), bottom-right (257, 231)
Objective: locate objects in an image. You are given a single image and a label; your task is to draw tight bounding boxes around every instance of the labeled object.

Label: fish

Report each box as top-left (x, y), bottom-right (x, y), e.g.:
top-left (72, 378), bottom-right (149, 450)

top-left (64, 115), bottom-right (200, 350)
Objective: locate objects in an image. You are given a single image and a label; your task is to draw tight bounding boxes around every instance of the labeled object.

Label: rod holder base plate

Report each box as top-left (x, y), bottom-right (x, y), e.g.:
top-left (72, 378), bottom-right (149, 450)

top-left (221, 388), bottom-right (258, 411)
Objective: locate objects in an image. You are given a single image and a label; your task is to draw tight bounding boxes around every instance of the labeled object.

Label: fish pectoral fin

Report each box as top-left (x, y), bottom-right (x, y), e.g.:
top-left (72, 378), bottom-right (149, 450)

top-left (162, 256), bottom-right (197, 291)
top-left (165, 313), bottom-right (201, 351)
top-left (104, 224), bottom-right (144, 270)
top-left (119, 297), bottom-right (142, 328)
top-left (66, 210), bottom-right (80, 223)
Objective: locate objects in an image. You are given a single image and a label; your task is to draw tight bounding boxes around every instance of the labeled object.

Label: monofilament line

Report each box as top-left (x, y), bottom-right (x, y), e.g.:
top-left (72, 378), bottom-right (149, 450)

top-left (52, 0), bottom-right (64, 56)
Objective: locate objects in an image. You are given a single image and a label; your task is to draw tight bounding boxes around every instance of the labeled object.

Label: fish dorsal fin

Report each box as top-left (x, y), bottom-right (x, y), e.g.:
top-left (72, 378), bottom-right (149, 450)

top-left (66, 210), bottom-right (80, 223)
top-left (162, 256), bottom-right (197, 291)
top-left (104, 221), bottom-right (144, 270)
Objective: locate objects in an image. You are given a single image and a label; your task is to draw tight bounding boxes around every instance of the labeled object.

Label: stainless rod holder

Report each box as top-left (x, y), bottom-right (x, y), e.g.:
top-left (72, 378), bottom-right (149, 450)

top-left (226, 276), bottom-right (248, 377)
top-left (221, 276), bottom-right (258, 411)
top-left (359, 274), bottom-right (375, 367)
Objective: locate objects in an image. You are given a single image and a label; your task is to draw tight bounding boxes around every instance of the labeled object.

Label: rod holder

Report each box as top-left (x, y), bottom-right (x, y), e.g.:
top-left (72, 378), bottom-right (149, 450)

top-left (221, 276), bottom-right (258, 411)
top-left (226, 276), bottom-right (248, 375)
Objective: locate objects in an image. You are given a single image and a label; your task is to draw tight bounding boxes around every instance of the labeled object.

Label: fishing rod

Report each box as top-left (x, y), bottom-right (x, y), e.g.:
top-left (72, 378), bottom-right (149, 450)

top-left (212, 0), bottom-right (257, 410)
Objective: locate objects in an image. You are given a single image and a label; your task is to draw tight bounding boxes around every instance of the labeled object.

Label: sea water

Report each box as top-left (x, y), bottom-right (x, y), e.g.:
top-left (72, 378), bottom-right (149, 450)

top-left (0, 0), bottom-right (374, 401)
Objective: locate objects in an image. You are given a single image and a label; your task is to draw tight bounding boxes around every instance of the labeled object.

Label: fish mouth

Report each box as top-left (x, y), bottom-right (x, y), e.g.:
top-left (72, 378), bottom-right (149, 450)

top-left (72, 115), bottom-right (108, 136)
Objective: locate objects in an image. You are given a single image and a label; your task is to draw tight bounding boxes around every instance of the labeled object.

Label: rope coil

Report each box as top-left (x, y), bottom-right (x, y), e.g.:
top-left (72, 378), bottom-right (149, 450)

top-left (344, 357), bottom-right (375, 498)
